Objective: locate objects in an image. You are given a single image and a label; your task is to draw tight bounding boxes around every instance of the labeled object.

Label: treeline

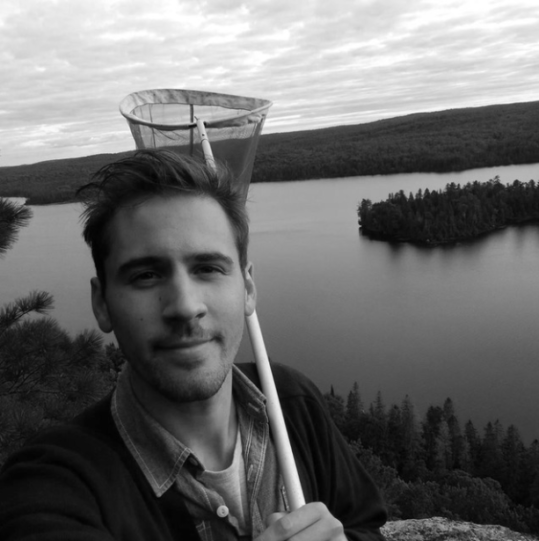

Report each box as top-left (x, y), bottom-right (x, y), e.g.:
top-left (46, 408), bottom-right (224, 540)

top-left (253, 101), bottom-right (539, 183)
top-left (0, 151), bottom-right (134, 205)
top-left (358, 177), bottom-right (539, 244)
top-left (1, 101), bottom-right (539, 204)
top-left (324, 384), bottom-right (539, 534)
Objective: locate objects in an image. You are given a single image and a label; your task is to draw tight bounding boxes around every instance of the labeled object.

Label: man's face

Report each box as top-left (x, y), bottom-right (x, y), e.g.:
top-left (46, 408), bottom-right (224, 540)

top-left (91, 194), bottom-right (256, 404)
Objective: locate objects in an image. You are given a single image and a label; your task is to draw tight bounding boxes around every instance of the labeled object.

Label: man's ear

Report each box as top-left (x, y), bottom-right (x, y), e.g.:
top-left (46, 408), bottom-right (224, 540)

top-left (243, 262), bottom-right (257, 317)
top-left (91, 277), bottom-right (113, 333)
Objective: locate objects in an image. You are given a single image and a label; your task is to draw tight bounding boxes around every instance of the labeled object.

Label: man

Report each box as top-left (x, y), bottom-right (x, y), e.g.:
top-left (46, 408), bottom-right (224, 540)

top-left (0, 150), bottom-right (387, 540)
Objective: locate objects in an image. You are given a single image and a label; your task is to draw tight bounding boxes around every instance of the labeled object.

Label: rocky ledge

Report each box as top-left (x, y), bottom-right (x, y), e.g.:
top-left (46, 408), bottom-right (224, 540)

top-left (381, 517), bottom-right (539, 540)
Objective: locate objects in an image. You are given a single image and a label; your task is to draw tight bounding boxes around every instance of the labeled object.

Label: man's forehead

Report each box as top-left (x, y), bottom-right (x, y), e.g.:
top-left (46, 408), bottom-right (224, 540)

top-left (103, 194), bottom-right (239, 260)
top-left (109, 193), bottom-right (227, 229)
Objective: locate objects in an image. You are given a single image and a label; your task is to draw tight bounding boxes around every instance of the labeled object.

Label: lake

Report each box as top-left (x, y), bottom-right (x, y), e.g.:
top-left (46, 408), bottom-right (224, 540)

top-left (1, 163), bottom-right (538, 443)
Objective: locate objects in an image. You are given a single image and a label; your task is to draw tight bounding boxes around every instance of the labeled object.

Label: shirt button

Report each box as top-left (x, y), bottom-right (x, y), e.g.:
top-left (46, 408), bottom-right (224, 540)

top-left (216, 505), bottom-right (229, 518)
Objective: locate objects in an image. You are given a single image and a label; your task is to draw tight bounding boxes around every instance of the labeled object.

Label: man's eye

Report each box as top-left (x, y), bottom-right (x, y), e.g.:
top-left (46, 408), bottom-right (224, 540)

top-left (196, 265), bottom-right (223, 275)
top-left (131, 271), bottom-right (160, 284)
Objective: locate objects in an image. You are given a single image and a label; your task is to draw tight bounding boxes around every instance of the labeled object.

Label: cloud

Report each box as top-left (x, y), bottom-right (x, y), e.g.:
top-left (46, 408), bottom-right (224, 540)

top-left (0, 0), bottom-right (538, 166)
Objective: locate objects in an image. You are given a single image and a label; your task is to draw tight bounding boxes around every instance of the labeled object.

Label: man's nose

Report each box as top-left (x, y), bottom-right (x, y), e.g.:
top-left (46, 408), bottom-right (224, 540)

top-left (161, 274), bottom-right (206, 321)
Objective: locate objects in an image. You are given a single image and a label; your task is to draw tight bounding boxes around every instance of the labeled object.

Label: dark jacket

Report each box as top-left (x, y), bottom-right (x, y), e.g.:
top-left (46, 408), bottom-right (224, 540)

top-left (0, 363), bottom-right (387, 540)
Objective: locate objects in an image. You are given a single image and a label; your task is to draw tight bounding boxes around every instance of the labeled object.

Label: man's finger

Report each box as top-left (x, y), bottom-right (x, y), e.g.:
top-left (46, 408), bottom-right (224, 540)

top-left (256, 503), bottom-right (345, 541)
top-left (266, 512), bottom-right (287, 527)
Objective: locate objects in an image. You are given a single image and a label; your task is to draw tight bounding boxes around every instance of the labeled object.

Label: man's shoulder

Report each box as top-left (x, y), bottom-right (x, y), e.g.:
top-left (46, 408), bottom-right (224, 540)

top-left (235, 362), bottom-right (323, 401)
top-left (4, 393), bottom-right (124, 469)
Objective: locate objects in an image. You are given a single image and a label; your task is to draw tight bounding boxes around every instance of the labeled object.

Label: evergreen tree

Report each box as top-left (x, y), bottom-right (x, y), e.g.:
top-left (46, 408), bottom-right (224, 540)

top-left (386, 404), bottom-right (402, 469)
top-left (457, 435), bottom-right (473, 474)
top-left (344, 381), bottom-right (363, 441)
top-left (368, 391), bottom-right (388, 458)
top-left (0, 198), bottom-right (32, 255)
top-left (479, 420), bottom-right (505, 483)
top-left (527, 440), bottom-right (539, 508)
top-left (465, 420), bottom-right (482, 475)
top-left (443, 397), bottom-right (465, 470)
top-left (500, 425), bottom-right (527, 504)
top-left (323, 386), bottom-right (346, 435)
top-left (421, 405), bottom-right (444, 470)
top-left (399, 395), bottom-right (422, 480)
top-left (434, 420), bottom-right (452, 472)
top-left (0, 198), bottom-right (113, 466)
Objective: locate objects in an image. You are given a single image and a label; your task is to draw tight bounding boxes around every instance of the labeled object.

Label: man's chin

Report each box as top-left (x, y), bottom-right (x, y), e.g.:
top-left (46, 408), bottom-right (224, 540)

top-left (159, 373), bottom-right (228, 404)
top-left (149, 360), bottom-right (232, 404)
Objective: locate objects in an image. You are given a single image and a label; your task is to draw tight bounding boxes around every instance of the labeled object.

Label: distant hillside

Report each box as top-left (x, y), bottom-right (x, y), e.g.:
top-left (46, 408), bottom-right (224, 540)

top-left (253, 100), bottom-right (539, 182)
top-left (1, 101), bottom-right (538, 204)
top-left (0, 151), bottom-right (135, 204)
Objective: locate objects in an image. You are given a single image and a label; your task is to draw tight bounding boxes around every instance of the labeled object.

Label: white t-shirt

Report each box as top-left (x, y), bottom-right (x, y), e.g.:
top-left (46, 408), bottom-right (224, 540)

top-left (200, 430), bottom-right (250, 537)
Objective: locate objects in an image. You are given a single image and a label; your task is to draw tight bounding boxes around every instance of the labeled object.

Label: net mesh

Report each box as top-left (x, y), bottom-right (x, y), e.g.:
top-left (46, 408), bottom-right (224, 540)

top-left (119, 89), bottom-right (272, 199)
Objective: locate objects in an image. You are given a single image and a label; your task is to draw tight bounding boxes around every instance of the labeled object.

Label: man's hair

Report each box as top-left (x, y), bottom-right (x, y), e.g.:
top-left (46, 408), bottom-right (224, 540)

top-left (78, 149), bottom-right (249, 289)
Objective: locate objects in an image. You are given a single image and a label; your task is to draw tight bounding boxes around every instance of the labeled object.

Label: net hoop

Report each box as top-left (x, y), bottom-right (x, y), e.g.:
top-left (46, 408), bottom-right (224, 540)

top-left (119, 88), bottom-right (272, 201)
top-left (119, 89), bottom-right (272, 130)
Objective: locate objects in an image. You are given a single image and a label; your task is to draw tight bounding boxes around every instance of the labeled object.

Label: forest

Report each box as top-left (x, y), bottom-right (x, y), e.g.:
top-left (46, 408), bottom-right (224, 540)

top-left (324, 383), bottom-right (539, 535)
top-left (358, 177), bottom-right (539, 244)
top-left (1, 100), bottom-right (539, 204)
top-left (252, 100), bottom-right (539, 183)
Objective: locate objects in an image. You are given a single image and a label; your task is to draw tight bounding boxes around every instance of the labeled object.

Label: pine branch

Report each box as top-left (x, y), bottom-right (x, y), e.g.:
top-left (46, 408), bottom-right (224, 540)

top-left (0, 291), bottom-right (54, 335)
top-left (0, 198), bottom-right (33, 255)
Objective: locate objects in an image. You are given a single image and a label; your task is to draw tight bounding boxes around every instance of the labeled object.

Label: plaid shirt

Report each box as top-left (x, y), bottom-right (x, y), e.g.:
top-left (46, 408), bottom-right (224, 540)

top-left (112, 365), bottom-right (288, 540)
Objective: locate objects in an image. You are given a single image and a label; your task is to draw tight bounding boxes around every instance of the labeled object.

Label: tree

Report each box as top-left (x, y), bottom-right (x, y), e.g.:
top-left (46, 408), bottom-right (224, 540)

top-left (323, 386), bottom-right (346, 435)
top-left (443, 397), bottom-right (466, 470)
top-left (434, 420), bottom-right (452, 472)
top-left (421, 405), bottom-right (444, 470)
top-left (478, 420), bottom-right (505, 482)
top-left (527, 440), bottom-right (539, 508)
top-left (0, 198), bottom-right (32, 255)
top-left (0, 198), bottom-right (114, 466)
top-left (349, 440), bottom-right (406, 519)
top-left (344, 382), bottom-right (363, 441)
top-left (399, 395), bottom-right (422, 480)
top-left (366, 391), bottom-right (388, 458)
top-left (386, 404), bottom-right (402, 469)
top-left (465, 420), bottom-right (482, 474)
top-left (0, 293), bottom-right (111, 463)
top-left (500, 425), bottom-right (527, 503)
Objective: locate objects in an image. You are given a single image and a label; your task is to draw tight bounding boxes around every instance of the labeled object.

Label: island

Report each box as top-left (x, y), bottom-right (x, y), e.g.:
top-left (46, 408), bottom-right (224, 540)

top-left (358, 177), bottom-right (539, 244)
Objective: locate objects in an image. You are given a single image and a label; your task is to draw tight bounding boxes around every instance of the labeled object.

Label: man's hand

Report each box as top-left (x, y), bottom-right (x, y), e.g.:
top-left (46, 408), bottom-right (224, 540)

top-left (255, 502), bottom-right (347, 541)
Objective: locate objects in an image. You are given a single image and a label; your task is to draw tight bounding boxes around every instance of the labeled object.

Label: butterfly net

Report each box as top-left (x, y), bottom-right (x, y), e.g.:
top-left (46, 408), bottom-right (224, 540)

top-left (119, 89), bottom-right (272, 199)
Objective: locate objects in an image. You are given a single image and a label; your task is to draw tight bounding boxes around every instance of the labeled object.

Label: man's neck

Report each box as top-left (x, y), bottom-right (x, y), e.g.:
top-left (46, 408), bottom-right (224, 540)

top-left (128, 368), bottom-right (238, 472)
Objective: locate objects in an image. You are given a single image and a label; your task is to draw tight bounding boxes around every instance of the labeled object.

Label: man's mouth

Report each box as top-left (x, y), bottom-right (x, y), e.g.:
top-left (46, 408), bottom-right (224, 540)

top-left (156, 338), bottom-right (212, 350)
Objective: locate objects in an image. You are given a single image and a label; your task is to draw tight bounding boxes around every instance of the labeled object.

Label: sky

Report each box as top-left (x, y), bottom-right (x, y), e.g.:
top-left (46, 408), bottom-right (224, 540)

top-left (0, 0), bottom-right (538, 167)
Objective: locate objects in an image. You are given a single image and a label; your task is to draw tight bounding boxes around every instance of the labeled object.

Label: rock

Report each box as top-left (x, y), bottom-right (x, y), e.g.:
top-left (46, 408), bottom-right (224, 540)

top-left (381, 517), bottom-right (539, 540)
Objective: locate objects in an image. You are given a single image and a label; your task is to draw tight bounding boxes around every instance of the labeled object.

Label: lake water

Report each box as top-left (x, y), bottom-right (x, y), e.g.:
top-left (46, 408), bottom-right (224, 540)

top-left (1, 163), bottom-right (538, 443)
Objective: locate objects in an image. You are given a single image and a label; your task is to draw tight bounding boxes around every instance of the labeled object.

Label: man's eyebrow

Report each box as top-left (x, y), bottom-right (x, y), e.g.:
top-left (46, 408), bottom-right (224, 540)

top-left (116, 256), bottom-right (164, 277)
top-left (192, 252), bottom-right (235, 267)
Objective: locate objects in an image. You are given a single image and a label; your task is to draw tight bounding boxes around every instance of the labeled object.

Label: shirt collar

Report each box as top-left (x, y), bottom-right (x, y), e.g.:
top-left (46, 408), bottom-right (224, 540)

top-left (232, 364), bottom-right (268, 424)
top-left (111, 363), bottom-right (268, 497)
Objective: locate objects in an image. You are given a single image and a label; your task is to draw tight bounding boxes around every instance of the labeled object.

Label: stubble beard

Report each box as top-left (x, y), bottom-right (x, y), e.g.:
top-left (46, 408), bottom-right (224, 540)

top-left (131, 333), bottom-right (241, 404)
top-left (124, 314), bottom-right (246, 405)
top-left (146, 356), bottom-right (233, 404)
